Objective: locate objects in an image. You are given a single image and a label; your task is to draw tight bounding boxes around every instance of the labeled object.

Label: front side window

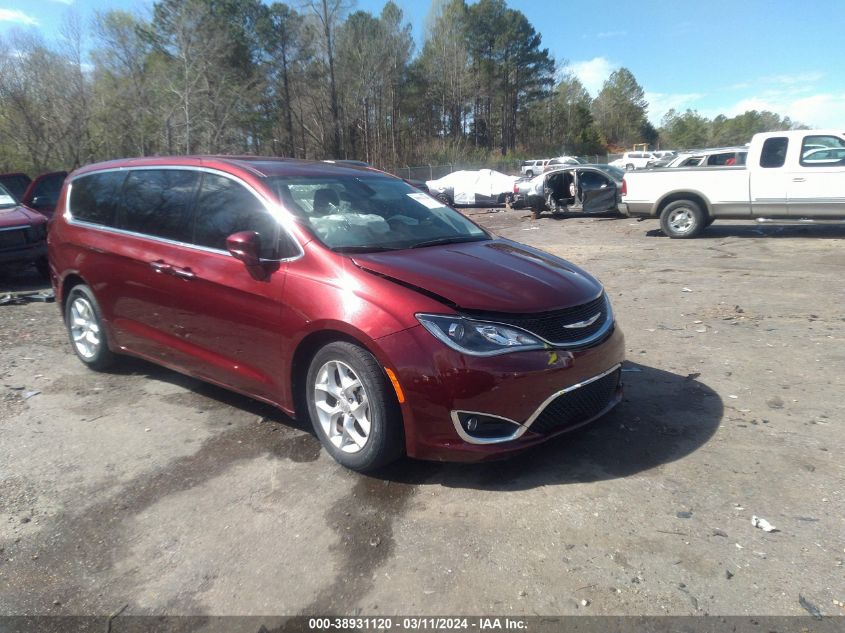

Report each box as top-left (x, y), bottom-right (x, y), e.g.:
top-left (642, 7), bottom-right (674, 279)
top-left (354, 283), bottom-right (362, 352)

top-left (800, 135), bottom-right (845, 166)
top-left (578, 170), bottom-right (610, 189)
top-left (194, 173), bottom-right (279, 258)
top-left (267, 175), bottom-right (488, 252)
top-left (118, 169), bottom-right (200, 242)
top-left (760, 137), bottom-right (788, 168)
top-left (69, 171), bottom-right (127, 226)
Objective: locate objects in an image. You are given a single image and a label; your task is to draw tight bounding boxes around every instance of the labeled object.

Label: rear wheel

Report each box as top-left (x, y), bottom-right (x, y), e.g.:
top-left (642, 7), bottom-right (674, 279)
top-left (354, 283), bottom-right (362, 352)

top-left (660, 200), bottom-right (707, 239)
top-left (525, 170), bottom-right (534, 178)
top-left (64, 284), bottom-right (116, 370)
top-left (306, 341), bottom-right (404, 471)
top-left (626, 163), bottom-right (635, 171)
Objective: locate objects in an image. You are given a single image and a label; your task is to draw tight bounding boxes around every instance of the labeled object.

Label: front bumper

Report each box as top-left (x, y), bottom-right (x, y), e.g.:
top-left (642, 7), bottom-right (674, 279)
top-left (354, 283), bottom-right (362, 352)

top-left (376, 323), bottom-right (625, 462)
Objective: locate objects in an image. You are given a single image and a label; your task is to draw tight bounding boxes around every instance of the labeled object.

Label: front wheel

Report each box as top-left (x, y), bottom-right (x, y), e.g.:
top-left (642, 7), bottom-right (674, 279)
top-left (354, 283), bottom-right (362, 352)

top-left (306, 341), bottom-right (404, 471)
top-left (660, 200), bottom-right (707, 238)
top-left (64, 284), bottom-right (116, 370)
top-left (626, 163), bottom-right (635, 171)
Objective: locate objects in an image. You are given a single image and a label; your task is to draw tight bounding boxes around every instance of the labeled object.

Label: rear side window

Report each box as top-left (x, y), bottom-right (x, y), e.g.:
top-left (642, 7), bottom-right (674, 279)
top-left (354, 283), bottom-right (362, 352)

top-left (193, 173), bottom-right (278, 257)
top-left (118, 170), bottom-right (200, 242)
top-left (760, 137), bottom-right (788, 168)
top-left (69, 171), bottom-right (127, 226)
top-left (800, 135), bottom-right (845, 166)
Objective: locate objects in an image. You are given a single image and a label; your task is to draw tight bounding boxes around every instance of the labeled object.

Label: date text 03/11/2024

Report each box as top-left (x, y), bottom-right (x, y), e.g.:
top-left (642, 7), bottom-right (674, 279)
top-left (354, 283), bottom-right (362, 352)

top-left (307, 617), bottom-right (528, 630)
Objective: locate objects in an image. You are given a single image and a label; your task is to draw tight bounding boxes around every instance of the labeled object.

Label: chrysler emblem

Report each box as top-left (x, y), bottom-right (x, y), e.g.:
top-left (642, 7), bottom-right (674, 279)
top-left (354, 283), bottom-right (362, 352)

top-left (563, 312), bottom-right (601, 329)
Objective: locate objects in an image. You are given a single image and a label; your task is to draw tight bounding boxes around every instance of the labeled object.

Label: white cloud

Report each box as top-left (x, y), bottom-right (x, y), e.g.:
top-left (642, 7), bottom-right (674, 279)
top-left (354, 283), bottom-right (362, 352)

top-left (0, 9), bottom-right (38, 25)
top-left (597, 30), bottom-right (626, 39)
top-left (645, 91), bottom-right (705, 125)
top-left (723, 93), bottom-right (845, 128)
top-left (571, 57), bottom-right (616, 97)
top-left (762, 71), bottom-right (825, 86)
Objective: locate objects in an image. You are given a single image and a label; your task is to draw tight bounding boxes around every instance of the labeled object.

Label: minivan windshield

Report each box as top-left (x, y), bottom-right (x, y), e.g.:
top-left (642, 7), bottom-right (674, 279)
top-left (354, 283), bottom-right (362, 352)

top-left (267, 175), bottom-right (489, 252)
top-left (0, 183), bottom-right (18, 209)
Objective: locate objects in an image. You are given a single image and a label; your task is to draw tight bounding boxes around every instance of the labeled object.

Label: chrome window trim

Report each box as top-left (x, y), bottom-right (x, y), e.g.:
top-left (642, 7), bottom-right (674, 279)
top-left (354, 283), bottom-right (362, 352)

top-left (450, 363), bottom-right (622, 445)
top-left (65, 165), bottom-right (305, 263)
top-left (0, 225), bottom-right (30, 232)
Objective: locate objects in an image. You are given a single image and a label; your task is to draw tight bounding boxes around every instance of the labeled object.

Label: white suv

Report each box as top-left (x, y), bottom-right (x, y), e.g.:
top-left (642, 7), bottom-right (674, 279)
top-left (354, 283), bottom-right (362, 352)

top-left (609, 151), bottom-right (657, 171)
top-left (520, 159), bottom-right (548, 177)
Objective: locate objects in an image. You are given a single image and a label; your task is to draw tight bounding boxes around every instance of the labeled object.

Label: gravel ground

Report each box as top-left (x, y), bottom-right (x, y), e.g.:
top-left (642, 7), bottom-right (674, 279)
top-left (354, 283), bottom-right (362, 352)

top-left (0, 211), bottom-right (843, 619)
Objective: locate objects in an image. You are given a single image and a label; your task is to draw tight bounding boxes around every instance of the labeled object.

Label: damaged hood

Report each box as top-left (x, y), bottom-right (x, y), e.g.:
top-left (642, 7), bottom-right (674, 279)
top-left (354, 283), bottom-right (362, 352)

top-left (0, 204), bottom-right (46, 228)
top-left (351, 239), bottom-right (603, 313)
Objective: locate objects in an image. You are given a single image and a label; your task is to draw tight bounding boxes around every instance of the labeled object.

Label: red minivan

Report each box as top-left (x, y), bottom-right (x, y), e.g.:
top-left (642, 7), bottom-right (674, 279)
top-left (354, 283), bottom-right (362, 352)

top-left (48, 157), bottom-right (625, 471)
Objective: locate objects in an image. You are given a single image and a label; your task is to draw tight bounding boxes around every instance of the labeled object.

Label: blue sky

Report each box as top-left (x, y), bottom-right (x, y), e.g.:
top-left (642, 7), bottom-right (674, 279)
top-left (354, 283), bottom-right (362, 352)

top-left (2, 0), bottom-right (844, 127)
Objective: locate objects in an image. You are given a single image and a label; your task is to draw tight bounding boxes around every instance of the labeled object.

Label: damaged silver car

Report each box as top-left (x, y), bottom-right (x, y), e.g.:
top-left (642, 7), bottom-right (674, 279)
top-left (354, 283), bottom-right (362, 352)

top-left (512, 165), bottom-right (625, 219)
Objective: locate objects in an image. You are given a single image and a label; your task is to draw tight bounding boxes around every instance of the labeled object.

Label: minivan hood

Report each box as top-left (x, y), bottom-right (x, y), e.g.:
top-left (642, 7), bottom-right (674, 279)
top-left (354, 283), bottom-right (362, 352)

top-left (0, 205), bottom-right (45, 228)
top-left (351, 239), bottom-right (603, 313)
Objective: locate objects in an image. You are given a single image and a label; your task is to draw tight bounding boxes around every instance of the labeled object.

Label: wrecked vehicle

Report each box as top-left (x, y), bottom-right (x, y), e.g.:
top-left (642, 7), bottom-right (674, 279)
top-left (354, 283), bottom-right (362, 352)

top-left (514, 165), bottom-right (625, 219)
top-left (49, 156), bottom-right (623, 471)
top-left (426, 169), bottom-right (519, 206)
top-left (0, 182), bottom-right (49, 278)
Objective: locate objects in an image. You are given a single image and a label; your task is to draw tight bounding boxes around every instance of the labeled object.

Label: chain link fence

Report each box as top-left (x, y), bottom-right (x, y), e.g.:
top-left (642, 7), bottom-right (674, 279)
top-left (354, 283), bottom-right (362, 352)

top-left (385, 155), bottom-right (613, 181)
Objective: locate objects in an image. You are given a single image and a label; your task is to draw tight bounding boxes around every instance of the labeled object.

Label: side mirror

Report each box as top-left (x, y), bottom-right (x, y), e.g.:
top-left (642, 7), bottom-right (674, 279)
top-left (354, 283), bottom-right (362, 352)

top-left (226, 231), bottom-right (262, 267)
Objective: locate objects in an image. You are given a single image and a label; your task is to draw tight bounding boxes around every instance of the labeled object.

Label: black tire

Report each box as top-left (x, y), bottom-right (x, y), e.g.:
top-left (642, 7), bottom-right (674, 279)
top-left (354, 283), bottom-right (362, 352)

top-left (64, 284), bottom-right (116, 370)
top-left (659, 199), bottom-right (707, 239)
top-left (436, 192), bottom-right (452, 207)
top-left (626, 163), bottom-right (635, 171)
top-left (35, 256), bottom-right (50, 280)
top-left (525, 170), bottom-right (534, 178)
top-left (705, 217), bottom-right (716, 227)
top-left (306, 341), bottom-right (404, 472)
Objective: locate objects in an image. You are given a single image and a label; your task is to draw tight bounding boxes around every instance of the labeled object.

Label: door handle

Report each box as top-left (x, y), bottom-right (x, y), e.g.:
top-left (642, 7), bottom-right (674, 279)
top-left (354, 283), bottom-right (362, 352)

top-left (171, 266), bottom-right (197, 280)
top-left (792, 177), bottom-right (806, 182)
top-left (150, 260), bottom-right (172, 274)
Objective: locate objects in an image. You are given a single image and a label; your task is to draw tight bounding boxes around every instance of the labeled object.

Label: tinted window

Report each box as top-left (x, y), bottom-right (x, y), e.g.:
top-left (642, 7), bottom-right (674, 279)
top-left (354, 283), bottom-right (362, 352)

top-left (69, 171), bottom-right (127, 226)
top-left (760, 137), bottom-right (788, 168)
top-left (0, 174), bottom-right (30, 200)
top-left (194, 173), bottom-right (278, 258)
top-left (28, 173), bottom-right (66, 209)
top-left (118, 170), bottom-right (200, 242)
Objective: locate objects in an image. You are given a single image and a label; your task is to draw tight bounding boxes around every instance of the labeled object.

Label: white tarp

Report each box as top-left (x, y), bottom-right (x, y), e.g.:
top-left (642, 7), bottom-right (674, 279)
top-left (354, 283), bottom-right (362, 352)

top-left (426, 169), bottom-right (519, 205)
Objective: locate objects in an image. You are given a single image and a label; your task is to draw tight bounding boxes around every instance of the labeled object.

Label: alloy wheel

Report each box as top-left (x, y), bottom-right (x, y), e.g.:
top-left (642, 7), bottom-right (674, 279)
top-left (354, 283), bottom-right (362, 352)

top-left (69, 297), bottom-right (101, 359)
top-left (313, 360), bottom-right (371, 453)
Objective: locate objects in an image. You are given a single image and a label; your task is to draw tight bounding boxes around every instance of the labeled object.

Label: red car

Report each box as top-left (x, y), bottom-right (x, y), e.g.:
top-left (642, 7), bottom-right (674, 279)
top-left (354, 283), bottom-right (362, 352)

top-left (0, 171), bottom-right (67, 217)
top-left (48, 157), bottom-right (625, 471)
top-left (0, 181), bottom-right (49, 278)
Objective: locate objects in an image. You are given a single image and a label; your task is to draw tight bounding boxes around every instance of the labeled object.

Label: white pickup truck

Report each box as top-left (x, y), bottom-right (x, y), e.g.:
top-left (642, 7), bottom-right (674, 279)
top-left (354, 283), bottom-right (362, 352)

top-left (618, 129), bottom-right (845, 237)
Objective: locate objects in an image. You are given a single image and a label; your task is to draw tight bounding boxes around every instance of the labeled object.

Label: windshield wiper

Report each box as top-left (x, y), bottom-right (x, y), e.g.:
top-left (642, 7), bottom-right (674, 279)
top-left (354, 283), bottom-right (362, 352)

top-left (409, 236), bottom-right (487, 249)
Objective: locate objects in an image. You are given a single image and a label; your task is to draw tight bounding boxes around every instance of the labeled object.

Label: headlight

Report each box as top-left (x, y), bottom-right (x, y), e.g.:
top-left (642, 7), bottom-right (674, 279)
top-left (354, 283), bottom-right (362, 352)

top-left (416, 313), bottom-right (545, 356)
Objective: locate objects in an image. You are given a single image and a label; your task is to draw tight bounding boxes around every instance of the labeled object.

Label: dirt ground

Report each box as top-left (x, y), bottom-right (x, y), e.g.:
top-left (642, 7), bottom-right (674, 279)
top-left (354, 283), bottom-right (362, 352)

top-left (1, 210), bottom-right (843, 619)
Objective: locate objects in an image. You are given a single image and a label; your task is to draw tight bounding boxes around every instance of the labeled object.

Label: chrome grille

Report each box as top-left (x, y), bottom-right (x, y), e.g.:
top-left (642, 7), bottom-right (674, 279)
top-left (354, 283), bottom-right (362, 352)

top-left (528, 368), bottom-right (621, 435)
top-left (467, 294), bottom-right (610, 346)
